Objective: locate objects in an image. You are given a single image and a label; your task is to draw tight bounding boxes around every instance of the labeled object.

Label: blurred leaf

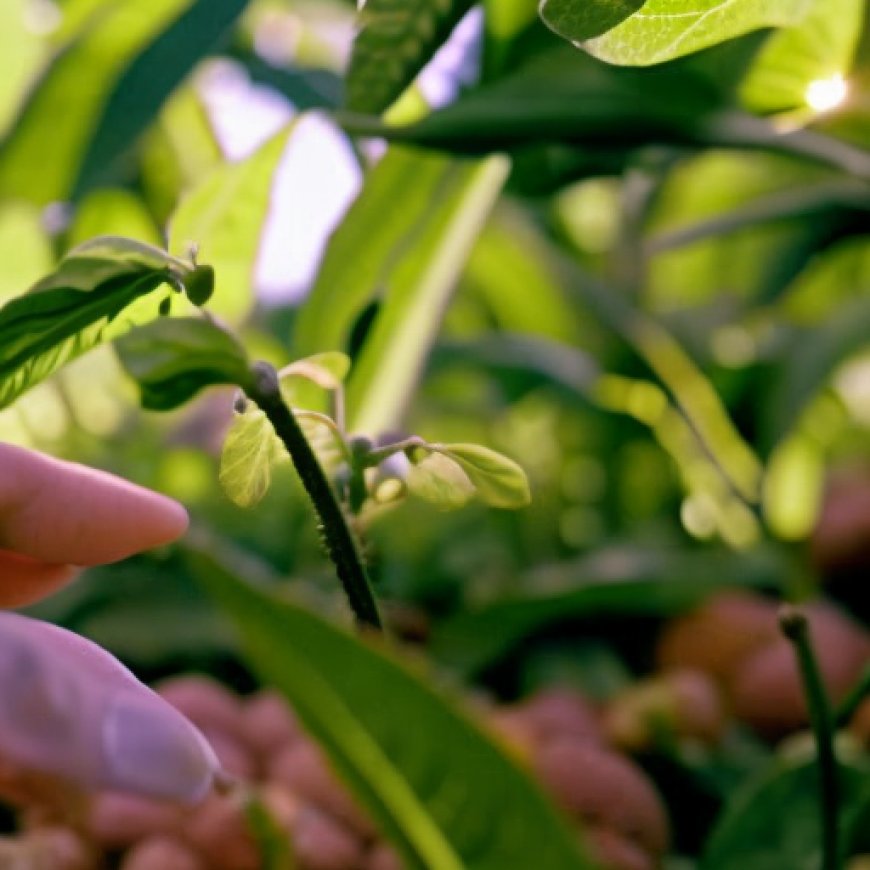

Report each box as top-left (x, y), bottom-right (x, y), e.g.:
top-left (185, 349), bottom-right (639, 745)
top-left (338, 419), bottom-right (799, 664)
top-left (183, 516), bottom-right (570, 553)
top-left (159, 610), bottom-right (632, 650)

top-left (551, 0), bottom-right (812, 67)
top-left (169, 123), bottom-right (295, 323)
top-left (433, 443), bottom-right (531, 509)
top-left (0, 0), bottom-right (249, 205)
top-left (280, 352), bottom-right (351, 392)
top-left (0, 204), bottom-right (53, 303)
top-left (219, 408), bottom-right (283, 508)
top-left (739, 0), bottom-right (863, 115)
top-left (539, 0), bottom-right (644, 41)
top-left (191, 547), bottom-right (592, 870)
top-left (293, 146), bottom-right (509, 436)
top-left (67, 188), bottom-right (162, 249)
top-left (0, 0), bottom-right (43, 138)
top-left (702, 755), bottom-right (870, 869)
top-left (345, 0), bottom-right (474, 114)
top-left (761, 297), bottom-right (870, 452)
top-left (0, 236), bottom-right (178, 410)
top-left (243, 793), bottom-right (295, 870)
top-left (406, 451), bottom-right (476, 509)
top-left (116, 316), bottom-right (251, 410)
top-left (431, 545), bottom-right (786, 675)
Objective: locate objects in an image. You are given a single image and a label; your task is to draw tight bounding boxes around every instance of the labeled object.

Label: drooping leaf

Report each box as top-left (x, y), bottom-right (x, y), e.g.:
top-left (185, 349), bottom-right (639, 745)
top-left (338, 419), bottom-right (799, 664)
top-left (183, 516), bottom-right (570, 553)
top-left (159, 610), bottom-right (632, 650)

top-left (0, 236), bottom-right (180, 410)
top-left (542, 0), bottom-right (812, 67)
top-left (345, 0), bottom-right (475, 114)
top-left (406, 450), bottom-right (476, 509)
top-left (169, 123), bottom-right (296, 323)
top-left (219, 408), bottom-right (284, 508)
top-left (433, 443), bottom-right (531, 509)
top-left (190, 547), bottom-right (593, 870)
top-left (293, 147), bottom-right (509, 436)
top-left (279, 352), bottom-right (352, 392)
top-left (701, 755), bottom-right (870, 869)
top-left (0, 0), bottom-right (249, 205)
top-left (539, 0), bottom-right (645, 42)
top-left (739, 0), bottom-right (863, 115)
top-left (116, 316), bottom-right (251, 411)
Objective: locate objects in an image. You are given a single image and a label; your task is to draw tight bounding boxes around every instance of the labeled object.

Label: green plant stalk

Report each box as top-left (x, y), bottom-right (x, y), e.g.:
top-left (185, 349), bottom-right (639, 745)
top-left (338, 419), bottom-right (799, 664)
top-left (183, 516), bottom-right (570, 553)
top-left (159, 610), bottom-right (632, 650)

top-left (779, 606), bottom-right (841, 870)
top-left (247, 361), bottom-right (382, 630)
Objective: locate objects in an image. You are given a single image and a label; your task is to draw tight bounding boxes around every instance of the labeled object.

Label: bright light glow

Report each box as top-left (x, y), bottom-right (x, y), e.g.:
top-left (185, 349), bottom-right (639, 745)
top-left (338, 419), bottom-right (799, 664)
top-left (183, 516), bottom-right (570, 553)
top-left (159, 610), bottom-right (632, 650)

top-left (805, 74), bottom-right (848, 112)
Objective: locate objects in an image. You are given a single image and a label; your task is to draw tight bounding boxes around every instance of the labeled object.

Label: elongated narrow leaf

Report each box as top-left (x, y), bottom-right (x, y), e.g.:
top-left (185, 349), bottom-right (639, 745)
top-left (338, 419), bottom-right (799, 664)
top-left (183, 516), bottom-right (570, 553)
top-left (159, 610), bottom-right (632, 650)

top-left (219, 408), bottom-right (284, 508)
top-left (116, 317), bottom-right (251, 410)
top-left (190, 548), bottom-right (591, 870)
top-left (702, 755), bottom-right (870, 869)
top-left (169, 123), bottom-right (296, 323)
top-left (542, 0), bottom-right (812, 66)
top-left (293, 147), bottom-right (508, 436)
top-left (0, 236), bottom-right (179, 410)
top-left (346, 0), bottom-right (474, 113)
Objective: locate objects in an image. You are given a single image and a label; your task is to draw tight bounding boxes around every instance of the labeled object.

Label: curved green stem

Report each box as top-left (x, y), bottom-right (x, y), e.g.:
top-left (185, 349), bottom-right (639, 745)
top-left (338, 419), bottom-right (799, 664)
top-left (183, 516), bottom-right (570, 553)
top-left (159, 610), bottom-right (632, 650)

top-left (779, 606), bottom-right (841, 870)
top-left (247, 361), bottom-right (382, 630)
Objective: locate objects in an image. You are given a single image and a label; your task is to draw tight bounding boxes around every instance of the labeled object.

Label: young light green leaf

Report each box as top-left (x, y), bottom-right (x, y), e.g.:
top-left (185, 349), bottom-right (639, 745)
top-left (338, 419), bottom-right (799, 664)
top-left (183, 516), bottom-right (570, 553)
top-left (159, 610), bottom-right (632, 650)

top-left (434, 443), bottom-right (531, 509)
top-left (405, 450), bottom-right (476, 509)
top-left (544, 0), bottom-right (812, 67)
top-left (189, 547), bottom-right (593, 870)
top-left (116, 317), bottom-right (251, 411)
top-left (219, 408), bottom-right (284, 508)
top-left (539, 0), bottom-right (645, 42)
top-left (169, 123), bottom-right (297, 323)
top-left (345, 0), bottom-right (475, 114)
top-left (279, 352), bottom-right (351, 392)
top-left (0, 236), bottom-right (180, 410)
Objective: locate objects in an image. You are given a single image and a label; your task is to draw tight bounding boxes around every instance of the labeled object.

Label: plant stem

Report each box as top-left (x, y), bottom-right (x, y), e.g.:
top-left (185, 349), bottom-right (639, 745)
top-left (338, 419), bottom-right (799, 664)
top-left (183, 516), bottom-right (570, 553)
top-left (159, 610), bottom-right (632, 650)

top-left (246, 361), bottom-right (382, 630)
top-left (779, 606), bottom-right (841, 870)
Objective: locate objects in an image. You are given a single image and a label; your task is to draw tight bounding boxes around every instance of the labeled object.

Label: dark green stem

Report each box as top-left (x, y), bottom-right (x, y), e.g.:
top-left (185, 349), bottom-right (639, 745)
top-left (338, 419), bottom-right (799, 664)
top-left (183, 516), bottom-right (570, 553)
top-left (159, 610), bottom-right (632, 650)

top-left (246, 361), bottom-right (382, 630)
top-left (779, 606), bottom-right (840, 870)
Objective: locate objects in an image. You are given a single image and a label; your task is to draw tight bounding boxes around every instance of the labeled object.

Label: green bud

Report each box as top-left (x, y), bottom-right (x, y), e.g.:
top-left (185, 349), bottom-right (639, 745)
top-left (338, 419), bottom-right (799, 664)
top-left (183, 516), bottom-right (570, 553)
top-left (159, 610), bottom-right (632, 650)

top-left (184, 265), bottom-right (215, 307)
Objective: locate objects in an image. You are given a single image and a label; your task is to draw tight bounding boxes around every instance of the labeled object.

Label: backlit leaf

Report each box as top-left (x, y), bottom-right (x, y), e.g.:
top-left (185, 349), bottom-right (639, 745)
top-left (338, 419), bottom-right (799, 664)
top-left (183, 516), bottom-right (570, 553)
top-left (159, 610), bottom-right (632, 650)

top-left (435, 443), bottom-right (531, 509)
top-left (219, 408), bottom-right (283, 508)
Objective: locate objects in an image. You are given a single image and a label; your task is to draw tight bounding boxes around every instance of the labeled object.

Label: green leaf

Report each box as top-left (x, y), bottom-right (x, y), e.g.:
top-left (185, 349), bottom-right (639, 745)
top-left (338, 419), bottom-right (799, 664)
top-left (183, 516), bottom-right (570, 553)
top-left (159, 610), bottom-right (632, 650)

top-left (293, 147), bottom-right (508, 436)
top-left (219, 407), bottom-right (284, 508)
top-left (345, 0), bottom-right (475, 114)
top-left (190, 547), bottom-right (592, 870)
top-left (739, 0), bottom-right (863, 115)
top-left (0, 236), bottom-right (178, 410)
top-left (701, 755), bottom-right (870, 869)
top-left (169, 123), bottom-right (296, 323)
top-left (66, 189), bottom-right (163, 249)
top-left (434, 443), bottom-right (531, 509)
top-left (116, 316), bottom-right (251, 410)
top-left (406, 451), bottom-right (476, 509)
top-left (279, 352), bottom-right (351, 392)
top-left (549, 0), bottom-right (813, 67)
top-left (539, 0), bottom-right (645, 42)
top-left (0, 0), bottom-right (249, 205)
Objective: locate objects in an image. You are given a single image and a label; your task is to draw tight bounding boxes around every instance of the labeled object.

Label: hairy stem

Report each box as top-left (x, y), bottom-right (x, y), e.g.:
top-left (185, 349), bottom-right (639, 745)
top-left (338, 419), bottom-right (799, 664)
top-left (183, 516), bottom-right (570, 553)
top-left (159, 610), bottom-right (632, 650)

top-left (779, 606), bottom-right (840, 870)
top-left (247, 361), bottom-right (382, 630)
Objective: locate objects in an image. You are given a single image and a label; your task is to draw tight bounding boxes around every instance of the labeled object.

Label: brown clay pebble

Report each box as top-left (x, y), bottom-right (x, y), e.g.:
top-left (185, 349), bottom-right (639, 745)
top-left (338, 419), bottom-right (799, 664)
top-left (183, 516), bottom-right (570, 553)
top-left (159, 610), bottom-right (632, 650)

top-left (533, 739), bottom-right (669, 857)
top-left (656, 591), bottom-right (779, 684)
top-left (517, 688), bottom-right (602, 744)
top-left (850, 697), bottom-right (870, 747)
top-left (27, 827), bottom-right (98, 870)
top-left (241, 690), bottom-right (300, 761)
top-left (730, 602), bottom-right (870, 737)
top-left (483, 708), bottom-right (539, 763)
top-left (363, 842), bottom-right (406, 870)
top-left (810, 468), bottom-right (870, 573)
top-left (269, 741), bottom-right (376, 839)
top-left (156, 675), bottom-right (245, 739)
top-left (200, 728), bottom-right (257, 780)
top-left (183, 794), bottom-right (260, 870)
top-left (291, 805), bottom-right (365, 870)
top-left (121, 835), bottom-right (205, 870)
top-left (84, 792), bottom-right (181, 849)
top-left (585, 825), bottom-right (655, 870)
top-left (259, 782), bottom-right (303, 831)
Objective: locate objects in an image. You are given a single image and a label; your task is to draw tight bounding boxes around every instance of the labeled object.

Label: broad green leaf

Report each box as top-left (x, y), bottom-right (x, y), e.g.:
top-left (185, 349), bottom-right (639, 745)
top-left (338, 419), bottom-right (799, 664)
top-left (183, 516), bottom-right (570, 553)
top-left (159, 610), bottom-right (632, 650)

top-left (431, 545), bottom-right (786, 675)
top-left (219, 408), bottom-right (284, 508)
top-left (760, 297), bottom-right (870, 452)
top-left (345, 0), bottom-right (475, 114)
top-left (739, 0), bottom-right (862, 115)
top-left (116, 316), bottom-right (251, 411)
top-left (293, 146), bottom-right (508, 437)
top-left (169, 123), bottom-right (296, 323)
top-left (435, 443), bottom-right (531, 509)
top-left (406, 450), bottom-right (476, 509)
top-left (701, 755), bottom-right (870, 869)
top-left (553, 0), bottom-right (812, 67)
top-left (0, 236), bottom-right (179, 410)
top-left (66, 189), bottom-right (162, 249)
top-left (539, 0), bottom-right (645, 42)
top-left (190, 547), bottom-right (592, 870)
